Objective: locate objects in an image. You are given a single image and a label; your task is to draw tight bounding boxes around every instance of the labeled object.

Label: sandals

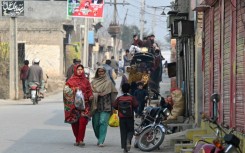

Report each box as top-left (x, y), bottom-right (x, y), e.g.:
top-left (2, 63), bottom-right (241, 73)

top-left (98, 144), bottom-right (104, 147)
top-left (73, 141), bottom-right (85, 147)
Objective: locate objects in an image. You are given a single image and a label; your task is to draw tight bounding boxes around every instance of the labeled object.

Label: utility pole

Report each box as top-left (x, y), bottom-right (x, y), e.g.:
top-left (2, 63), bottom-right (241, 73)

top-left (113, 0), bottom-right (117, 24)
top-left (140, 0), bottom-right (145, 40)
top-left (116, 9), bottom-right (128, 58)
top-left (105, 0), bottom-right (129, 60)
top-left (9, 16), bottom-right (18, 100)
top-left (82, 18), bottom-right (89, 67)
top-left (152, 7), bottom-right (156, 34)
top-left (113, 0), bottom-right (117, 59)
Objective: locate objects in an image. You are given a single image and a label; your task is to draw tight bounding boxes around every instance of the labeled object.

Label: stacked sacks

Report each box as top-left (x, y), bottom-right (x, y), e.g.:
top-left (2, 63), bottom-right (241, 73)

top-left (166, 88), bottom-right (184, 121)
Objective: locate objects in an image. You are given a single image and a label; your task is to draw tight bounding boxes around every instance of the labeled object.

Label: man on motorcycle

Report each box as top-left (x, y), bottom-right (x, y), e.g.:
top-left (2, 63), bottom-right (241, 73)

top-left (26, 58), bottom-right (45, 98)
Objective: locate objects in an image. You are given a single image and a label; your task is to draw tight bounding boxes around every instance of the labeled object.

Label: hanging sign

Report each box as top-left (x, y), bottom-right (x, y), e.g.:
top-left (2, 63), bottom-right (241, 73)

top-left (2, 1), bottom-right (24, 17)
top-left (67, 0), bottom-right (104, 18)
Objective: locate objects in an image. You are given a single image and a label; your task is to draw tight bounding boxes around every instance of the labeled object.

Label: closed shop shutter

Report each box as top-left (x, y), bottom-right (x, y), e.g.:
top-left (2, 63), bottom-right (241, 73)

top-left (204, 9), bottom-right (211, 115)
top-left (189, 37), bottom-right (195, 116)
top-left (213, 2), bottom-right (220, 94)
top-left (222, 0), bottom-right (231, 126)
top-left (176, 39), bottom-right (184, 88)
top-left (235, 0), bottom-right (245, 132)
top-left (205, 0), bottom-right (218, 6)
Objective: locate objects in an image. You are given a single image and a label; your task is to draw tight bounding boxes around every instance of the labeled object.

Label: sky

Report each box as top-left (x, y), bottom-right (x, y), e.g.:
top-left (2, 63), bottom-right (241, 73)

top-left (103, 0), bottom-right (173, 48)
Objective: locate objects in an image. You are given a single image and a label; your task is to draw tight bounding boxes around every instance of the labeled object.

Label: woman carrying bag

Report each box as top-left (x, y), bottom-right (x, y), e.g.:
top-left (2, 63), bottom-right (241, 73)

top-left (63, 64), bottom-right (93, 147)
top-left (91, 66), bottom-right (118, 147)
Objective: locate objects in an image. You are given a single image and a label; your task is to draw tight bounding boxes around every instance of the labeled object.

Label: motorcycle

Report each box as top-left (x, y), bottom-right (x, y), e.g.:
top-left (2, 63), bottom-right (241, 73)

top-left (193, 93), bottom-right (242, 153)
top-left (134, 93), bottom-right (171, 152)
top-left (28, 74), bottom-right (48, 105)
top-left (29, 82), bottom-right (41, 105)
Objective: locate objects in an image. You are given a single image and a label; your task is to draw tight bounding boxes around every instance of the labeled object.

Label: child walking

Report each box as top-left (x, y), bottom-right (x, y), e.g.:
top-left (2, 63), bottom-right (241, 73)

top-left (134, 82), bottom-right (148, 117)
top-left (112, 83), bottom-right (138, 153)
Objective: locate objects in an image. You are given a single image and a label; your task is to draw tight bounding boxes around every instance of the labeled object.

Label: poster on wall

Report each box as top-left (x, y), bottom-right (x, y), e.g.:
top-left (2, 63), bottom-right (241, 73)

top-left (67, 0), bottom-right (104, 18)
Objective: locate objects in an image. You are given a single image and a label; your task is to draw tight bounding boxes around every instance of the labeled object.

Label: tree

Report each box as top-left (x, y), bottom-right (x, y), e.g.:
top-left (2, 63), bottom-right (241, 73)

top-left (120, 25), bottom-right (140, 49)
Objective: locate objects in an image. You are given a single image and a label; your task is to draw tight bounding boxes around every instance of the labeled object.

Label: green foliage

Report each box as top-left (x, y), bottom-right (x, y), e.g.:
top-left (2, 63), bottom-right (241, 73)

top-left (0, 42), bottom-right (9, 62)
top-left (120, 25), bottom-right (151, 49)
top-left (120, 25), bottom-right (140, 48)
top-left (0, 42), bottom-right (9, 99)
top-left (66, 42), bottom-right (81, 68)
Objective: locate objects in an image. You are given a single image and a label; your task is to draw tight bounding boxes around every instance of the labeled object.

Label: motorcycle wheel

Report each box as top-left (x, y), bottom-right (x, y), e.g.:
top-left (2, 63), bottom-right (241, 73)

top-left (138, 126), bottom-right (165, 152)
top-left (32, 97), bottom-right (38, 105)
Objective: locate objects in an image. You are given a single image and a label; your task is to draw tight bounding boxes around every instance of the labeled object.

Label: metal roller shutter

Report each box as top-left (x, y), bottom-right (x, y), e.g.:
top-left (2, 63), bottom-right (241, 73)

top-left (222, 0), bottom-right (231, 127)
top-left (204, 9), bottom-right (211, 115)
top-left (213, 2), bottom-right (221, 94)
top-left (235, 0), bottom-right (245, 132)
top-left (189, 37), bottom-right (195, 116)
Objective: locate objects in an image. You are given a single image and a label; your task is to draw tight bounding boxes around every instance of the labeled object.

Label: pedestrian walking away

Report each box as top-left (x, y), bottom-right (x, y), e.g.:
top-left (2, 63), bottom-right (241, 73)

top-left (112, 83), bottom-right (138, 153)
top-left (20, 60), bottom-right (29, 99)
top-left (63, 64), bottom-right (94, 147)
top-left (90, 66), bottom-right (118, 147)
top-left (110, 56), bottom-right (119, 76)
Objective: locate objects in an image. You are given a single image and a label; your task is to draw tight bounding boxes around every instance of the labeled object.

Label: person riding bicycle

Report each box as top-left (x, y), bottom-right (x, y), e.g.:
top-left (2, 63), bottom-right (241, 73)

top-left (26, 58), bottom-right (45, 98)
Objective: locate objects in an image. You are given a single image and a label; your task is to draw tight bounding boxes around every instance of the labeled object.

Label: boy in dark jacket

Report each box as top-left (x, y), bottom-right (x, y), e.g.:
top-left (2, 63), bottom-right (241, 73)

top-left (134, 82), bottom-right (148, 117)
top-left (112, 83), bottom-right (138, 153)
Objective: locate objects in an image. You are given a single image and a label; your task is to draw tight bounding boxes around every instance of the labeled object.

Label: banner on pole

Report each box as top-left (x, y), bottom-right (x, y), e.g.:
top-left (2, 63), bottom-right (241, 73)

top-left (67, 0), bottom-right (104, 18)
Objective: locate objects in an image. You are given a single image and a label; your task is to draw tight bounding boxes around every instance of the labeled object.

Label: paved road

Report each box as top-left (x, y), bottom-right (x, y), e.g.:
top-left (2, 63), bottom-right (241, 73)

top-left (0, 74), bottom-right (175, 153)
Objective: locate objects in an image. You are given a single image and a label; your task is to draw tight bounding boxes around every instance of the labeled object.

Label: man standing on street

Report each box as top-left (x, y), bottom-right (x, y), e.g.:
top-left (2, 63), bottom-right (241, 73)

top-left (123, 49), bottom-right (131, 73)
top-left (110, 56), bottom-right (119, 76)
top-left (118, 58), bottom-right (124, 74)
top-left (103, 60), bottom-right (116, 85)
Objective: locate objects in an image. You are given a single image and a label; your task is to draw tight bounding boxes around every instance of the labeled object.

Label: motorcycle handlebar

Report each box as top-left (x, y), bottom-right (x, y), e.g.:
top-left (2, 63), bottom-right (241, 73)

top-left (202, 114), bottom-right (225, 133)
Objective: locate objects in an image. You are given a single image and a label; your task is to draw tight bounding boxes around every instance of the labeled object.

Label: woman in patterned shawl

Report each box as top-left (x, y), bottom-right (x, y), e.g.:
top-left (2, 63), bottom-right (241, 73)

top-left (63, 64), bottom-right (93, 146)
top-left (90, 66), bottom-right (118, 147)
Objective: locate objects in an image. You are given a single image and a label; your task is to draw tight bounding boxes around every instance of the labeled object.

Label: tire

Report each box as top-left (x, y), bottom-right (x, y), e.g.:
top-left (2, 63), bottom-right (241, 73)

top-left (138, 126), bottom-right (165, 152)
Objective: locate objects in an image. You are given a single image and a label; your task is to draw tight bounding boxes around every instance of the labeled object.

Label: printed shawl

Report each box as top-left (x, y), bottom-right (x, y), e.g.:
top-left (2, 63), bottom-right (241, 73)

top-left (63, 64), bottom-right (93, 124)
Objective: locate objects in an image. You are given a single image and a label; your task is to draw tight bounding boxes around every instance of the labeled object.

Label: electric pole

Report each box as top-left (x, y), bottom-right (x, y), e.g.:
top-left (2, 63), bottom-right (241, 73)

top-left (106, 0), bottom-right (129, 59)
top-left (9, 16), bottom-right (18, 100)
top-left (140, 0), bottom-right (145, 40)
top-left (152, 7), bottom-right (156, 34)
top-left (82, 18), bottom-right (89, 67)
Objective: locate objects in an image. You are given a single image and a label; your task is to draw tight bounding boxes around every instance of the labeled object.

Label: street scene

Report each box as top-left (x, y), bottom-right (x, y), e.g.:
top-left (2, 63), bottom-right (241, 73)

top-left (0, 76), bottom-right (177, 153)
top-left (0, 0), bottom-right (245, 153)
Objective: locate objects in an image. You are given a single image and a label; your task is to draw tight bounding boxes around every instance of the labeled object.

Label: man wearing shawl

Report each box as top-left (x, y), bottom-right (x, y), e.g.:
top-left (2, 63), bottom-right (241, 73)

top-left (90, 66), bottom-right (118, 147)
top-left (63, 64), bottom-right (94, 146)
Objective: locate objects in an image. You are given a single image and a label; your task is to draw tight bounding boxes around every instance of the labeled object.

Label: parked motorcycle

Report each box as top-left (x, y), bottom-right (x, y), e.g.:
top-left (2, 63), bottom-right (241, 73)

top-left (134, 92), bottom-right (171, 152)
top-left (193, 93), bottom-right (242, 153)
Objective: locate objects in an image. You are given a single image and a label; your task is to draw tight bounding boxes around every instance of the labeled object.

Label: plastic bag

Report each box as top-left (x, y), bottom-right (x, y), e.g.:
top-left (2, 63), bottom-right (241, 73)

top-left (108, 110), bottom-right (119, 127)
top-left (74, 89), bottom-right (85, 111)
